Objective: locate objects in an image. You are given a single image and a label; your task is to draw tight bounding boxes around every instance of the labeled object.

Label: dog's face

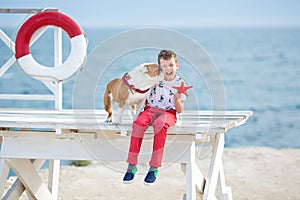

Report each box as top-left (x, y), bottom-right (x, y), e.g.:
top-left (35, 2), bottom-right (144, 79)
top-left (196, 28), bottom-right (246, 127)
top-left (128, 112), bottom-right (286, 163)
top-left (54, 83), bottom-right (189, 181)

top-left (144, 64), bottom-right (161, 77)
top-left (128, 63), bottom-right (164, 83)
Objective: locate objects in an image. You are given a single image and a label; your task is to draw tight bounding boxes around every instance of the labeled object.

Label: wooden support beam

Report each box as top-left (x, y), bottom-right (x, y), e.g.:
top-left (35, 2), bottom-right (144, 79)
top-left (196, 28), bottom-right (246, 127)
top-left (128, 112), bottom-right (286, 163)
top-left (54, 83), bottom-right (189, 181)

top-left (203, 133), bottom-right (226, 200)
top-left (217, 161), bottom-right (233, 200)
top-left (185, 142), bottom-right (197, 200)
top-left (0, 8), bottom-right (58, 13)
top-left (0, 133), bottom-right (193, 163)
top-left (181, 142), bottom-right (206, 200)
top-left (3, 159), bottom-right (45, 200)
top-left (6, 159), bottom-right (53, 200)
top-left (0, 159), bottom-right (10, 198)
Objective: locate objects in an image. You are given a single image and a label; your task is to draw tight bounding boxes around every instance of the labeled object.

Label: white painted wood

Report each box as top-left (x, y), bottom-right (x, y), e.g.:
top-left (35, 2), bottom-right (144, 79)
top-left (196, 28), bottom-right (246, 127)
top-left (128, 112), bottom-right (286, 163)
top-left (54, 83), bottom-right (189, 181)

top-left (0, 24), bottom-right (49, 80)
top-left (181, 162), bottom-right (206, 195)
top-left (0, 8), bottom-right (58, 13)
top-left (185, 142), bottom-right (196, 200)
top-left (217, 161), bottom-right (233, 200)
top-left (203, 133), bottom-right (225, 200)
top-left (48, 160), bottom-right (60, 200)
top-left (186, 163), bottom-right (196, 200)
top-left (217, 161), bottom-right (227, 195)
top-left (0, 57), bottom-right (16, 77)
top-left (224, 187), bottom-right (233, 200)
top-left (3, 159), bottom-right (45, 200)
top-left (193, 163), bottom-right (206, 194)
top-left (6, 159), bottom-right (53, 200)
top-left (0, 29), bottom-right (15, 52)
top-left (3, 179), bottom-right (25, 200)
top-left (30, 26), bottom-right (48, 47)
top-left (0, 25), bottom-right (47, 80)
top-left (0, 109), bottom-right (253, 136)
top-left (48, 26), bottom-right (63, 200)
top-left (0, 159), bottom-right (10, 198)
top-left (0, 133), bottom-right (193, 163)
top-left (0, 109), bottom-right (252, 200)
top-left (42, 81), bottom-right (56, 94)
top-left (0, 94), bottom-right (55, 101)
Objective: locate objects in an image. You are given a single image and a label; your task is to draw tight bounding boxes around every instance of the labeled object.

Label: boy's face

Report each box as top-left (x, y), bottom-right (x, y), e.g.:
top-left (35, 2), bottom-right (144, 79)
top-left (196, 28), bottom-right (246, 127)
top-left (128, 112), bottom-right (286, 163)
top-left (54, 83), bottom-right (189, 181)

top-left (159, 57), bottom-right (178, 81)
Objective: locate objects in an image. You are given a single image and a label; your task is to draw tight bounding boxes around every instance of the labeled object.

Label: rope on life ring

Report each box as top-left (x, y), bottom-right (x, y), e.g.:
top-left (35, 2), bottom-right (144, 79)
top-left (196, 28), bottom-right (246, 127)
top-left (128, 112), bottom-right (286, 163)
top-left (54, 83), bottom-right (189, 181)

top-left (15, 11), bottom-right (87, 82)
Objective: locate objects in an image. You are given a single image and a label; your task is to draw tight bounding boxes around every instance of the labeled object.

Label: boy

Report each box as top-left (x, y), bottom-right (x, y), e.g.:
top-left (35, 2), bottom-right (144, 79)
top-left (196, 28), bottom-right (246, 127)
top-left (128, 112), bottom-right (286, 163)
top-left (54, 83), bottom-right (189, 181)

top-left (123, 49), bottom-right (188, 185)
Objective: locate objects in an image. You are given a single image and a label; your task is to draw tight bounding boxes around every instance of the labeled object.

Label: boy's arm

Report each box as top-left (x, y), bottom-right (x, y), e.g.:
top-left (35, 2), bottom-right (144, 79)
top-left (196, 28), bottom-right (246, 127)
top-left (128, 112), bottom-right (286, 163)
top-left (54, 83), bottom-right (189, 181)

top-left (172, 81), bottom-right (192, 113)
top-left (174, 93), bottom-right (185, 113)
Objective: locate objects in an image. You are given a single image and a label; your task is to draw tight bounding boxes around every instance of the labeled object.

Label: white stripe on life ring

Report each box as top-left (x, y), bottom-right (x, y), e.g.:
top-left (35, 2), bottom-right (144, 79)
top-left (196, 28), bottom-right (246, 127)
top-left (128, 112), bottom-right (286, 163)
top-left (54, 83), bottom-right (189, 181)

top-left (18, 34), bottom-right (87, 82)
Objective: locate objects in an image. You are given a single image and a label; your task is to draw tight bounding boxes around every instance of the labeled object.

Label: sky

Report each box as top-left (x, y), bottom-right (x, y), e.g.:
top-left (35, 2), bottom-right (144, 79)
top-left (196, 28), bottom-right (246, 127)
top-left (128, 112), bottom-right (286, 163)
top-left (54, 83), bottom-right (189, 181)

top-left (0, 0), bottom-right (300, 28)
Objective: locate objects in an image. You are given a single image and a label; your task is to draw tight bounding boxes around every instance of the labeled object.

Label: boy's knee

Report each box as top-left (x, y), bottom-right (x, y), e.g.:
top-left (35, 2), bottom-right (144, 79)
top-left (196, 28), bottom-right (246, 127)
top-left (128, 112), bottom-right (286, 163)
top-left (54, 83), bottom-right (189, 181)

top-left (153, 121), bottom-right (169, 132)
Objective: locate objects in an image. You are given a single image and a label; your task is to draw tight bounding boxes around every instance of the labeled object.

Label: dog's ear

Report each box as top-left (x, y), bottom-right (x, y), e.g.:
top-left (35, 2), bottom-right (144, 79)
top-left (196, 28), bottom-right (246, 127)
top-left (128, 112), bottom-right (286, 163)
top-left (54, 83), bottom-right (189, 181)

top-left (143, 65), bottom-right (149, 73)
top-left (125, 74), bottom-right (131, 80)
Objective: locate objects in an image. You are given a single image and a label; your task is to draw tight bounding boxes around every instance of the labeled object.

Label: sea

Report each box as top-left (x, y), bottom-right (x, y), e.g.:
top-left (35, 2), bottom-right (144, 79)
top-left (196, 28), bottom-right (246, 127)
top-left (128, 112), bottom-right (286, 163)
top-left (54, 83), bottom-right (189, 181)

top-left (0, 26), bottom-right (300, 150)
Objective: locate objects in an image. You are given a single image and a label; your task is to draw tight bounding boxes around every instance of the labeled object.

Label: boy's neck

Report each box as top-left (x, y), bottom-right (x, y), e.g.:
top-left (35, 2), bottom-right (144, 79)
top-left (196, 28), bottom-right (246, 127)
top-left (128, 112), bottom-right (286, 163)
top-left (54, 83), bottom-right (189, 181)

top-left (164, 74), bottom-right (177, 82)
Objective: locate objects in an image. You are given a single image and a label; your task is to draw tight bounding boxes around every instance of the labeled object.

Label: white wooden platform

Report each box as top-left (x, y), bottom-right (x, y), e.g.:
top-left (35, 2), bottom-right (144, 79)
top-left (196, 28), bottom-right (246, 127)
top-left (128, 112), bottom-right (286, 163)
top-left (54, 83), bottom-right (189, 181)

top-left (0, 109), bottom-right (252, 200)
top-left (0, 9), bottom-right (253, 199)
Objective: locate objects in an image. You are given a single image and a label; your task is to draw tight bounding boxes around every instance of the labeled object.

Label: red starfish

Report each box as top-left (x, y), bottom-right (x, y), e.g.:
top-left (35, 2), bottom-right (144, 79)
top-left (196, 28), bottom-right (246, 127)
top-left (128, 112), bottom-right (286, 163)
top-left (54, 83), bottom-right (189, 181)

top-left (172, 82), bottom-right (193, 96)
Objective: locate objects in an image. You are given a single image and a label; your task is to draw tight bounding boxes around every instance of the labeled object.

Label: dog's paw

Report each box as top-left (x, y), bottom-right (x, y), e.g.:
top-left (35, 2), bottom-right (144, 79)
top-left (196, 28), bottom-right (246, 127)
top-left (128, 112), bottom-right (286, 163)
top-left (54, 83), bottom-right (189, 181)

top-left (131, 109), bottom-right (136, 117)
top-left (112, 121), bottom-right (121, 125)
top-left (105, 117), bottom-right (112, 123)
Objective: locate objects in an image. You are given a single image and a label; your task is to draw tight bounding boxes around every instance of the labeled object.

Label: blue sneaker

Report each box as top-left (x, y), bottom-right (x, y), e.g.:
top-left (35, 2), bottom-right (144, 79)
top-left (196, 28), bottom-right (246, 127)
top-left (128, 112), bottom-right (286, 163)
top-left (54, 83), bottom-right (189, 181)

top-left (123, 166), bottom-right (137, 184)
top-left (143, 170), bottom-right (158, 186)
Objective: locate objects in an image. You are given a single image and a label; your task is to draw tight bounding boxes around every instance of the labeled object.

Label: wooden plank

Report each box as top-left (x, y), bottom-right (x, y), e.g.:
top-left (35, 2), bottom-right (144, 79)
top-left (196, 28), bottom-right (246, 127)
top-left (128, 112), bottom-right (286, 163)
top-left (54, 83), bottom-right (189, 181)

top-left (0, 109), bottom-right (252, 118)
top-left (6, 159), bottom-right (53, 200)
top-left (0, 8), bottom-right (58, 13)
top-left (184, 142), bottom-right (196, 200)
top-left (0, 116), bottom-right (234, 127)
top-left (203, 133), bottom-right (225, 200)
top-left (0, 108), bottom-right (251, 114)
top-left (217, 161), bottom-right (233, 200)
top-left (0, 109), bottom-right (252, 131)
top-left (0, 94), bottom-right (55, 101)
top-left (0, 133), bottom-right (194, 163)
top-left (0, 109), bottom-right (253, 138)
top-left (3, 159), bottom-right (45, 200)
top-left (0, 159), bottom-right (10, 198)
top-left (0, 122), bottom-right (229, 134)
top-left (186, 162), bottom-right (196, 200)
top-left (48, 159), bottom-right (60, 200)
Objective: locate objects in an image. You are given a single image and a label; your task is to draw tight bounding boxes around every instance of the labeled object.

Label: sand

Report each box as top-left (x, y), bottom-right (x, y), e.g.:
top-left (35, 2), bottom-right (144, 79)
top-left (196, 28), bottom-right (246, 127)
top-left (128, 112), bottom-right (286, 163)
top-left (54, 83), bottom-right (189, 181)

top-left (4, 147), bottom-right (300, 200)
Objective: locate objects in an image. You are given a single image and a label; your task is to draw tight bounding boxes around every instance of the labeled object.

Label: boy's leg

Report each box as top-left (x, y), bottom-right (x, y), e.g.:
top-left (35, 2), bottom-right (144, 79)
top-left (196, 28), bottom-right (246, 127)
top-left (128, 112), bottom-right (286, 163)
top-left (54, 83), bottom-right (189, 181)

top-left (126, 107), bottom-right (155, 165)
top-left (149, 110), bottom-right (177, 167)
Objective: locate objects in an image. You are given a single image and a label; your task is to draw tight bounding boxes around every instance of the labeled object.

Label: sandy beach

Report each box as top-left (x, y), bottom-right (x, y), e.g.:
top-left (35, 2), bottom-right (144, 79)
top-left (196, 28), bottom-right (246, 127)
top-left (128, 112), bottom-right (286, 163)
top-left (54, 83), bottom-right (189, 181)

top-left (4, 147), bottom-right (300, 200)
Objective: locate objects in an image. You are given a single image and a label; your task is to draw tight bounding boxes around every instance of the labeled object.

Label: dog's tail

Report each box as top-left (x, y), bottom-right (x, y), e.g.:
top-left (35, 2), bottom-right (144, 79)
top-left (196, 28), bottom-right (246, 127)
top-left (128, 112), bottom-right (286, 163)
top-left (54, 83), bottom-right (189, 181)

top-left (103, 80), bottom-right (115, 122)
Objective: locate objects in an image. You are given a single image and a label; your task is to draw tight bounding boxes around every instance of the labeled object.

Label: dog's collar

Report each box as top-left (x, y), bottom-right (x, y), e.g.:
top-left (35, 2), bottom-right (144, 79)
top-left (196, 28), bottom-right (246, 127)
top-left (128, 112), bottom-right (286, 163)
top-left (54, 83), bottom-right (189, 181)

top-left (121, 73), bottom-right (150, 94)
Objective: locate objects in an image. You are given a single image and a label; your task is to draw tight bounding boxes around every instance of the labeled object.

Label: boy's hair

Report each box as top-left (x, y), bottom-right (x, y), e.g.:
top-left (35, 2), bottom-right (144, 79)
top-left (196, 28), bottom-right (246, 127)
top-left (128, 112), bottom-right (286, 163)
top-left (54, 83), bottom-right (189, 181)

top-left (157, 50), bottom-right (178, 65)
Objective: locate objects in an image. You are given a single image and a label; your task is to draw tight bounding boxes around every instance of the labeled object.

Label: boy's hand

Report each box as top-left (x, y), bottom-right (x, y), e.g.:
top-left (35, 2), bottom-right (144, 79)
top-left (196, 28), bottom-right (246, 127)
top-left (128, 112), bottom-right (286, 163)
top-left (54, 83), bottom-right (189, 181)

top-left (172, 82), bottom-right (193, 97)
top-left (174, 92), bottom-right (186, 101)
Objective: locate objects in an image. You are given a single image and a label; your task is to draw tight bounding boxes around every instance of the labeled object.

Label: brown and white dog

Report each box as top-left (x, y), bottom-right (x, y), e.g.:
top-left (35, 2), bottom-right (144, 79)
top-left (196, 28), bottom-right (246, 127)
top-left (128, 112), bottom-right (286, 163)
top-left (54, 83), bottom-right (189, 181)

top-left (103, 63), bottom-right (163, 124)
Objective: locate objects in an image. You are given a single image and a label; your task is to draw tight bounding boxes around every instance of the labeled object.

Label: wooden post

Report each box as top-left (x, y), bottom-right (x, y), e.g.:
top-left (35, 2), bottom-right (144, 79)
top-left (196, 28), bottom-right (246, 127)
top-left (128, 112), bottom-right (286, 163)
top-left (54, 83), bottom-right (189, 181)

top-left (185, 142), bottom-right (197, 200)
top-left (3, 159), bottom-right (45, 199)
top-left (48, 25), bottom-right (62, 200)
top-left (0, 159), bottom-right (10, 198)
top-left (217, 161), bottom-right (233, 200)
top-left (203, 133), bottom-right (226, 200)
top-left (6, 159), bottom-right (53, 200)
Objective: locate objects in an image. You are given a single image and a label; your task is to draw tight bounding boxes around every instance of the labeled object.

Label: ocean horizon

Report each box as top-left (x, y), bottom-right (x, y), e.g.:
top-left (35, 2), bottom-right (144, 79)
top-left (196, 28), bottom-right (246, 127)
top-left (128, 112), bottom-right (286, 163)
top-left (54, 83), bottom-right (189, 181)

top-left (1, 26), bottom-right (300, 148)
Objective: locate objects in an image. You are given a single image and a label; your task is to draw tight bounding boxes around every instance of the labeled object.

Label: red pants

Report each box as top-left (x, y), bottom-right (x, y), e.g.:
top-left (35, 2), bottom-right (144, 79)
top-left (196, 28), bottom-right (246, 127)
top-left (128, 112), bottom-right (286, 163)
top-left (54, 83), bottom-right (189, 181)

top-left (126, 105), bottom-right (177, 167)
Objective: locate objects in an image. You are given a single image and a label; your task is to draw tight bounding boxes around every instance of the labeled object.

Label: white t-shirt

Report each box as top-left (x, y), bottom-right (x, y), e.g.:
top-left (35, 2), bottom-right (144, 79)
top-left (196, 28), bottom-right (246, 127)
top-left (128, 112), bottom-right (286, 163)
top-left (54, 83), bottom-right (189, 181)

top-left (147, 75), bottom-right (186, 110)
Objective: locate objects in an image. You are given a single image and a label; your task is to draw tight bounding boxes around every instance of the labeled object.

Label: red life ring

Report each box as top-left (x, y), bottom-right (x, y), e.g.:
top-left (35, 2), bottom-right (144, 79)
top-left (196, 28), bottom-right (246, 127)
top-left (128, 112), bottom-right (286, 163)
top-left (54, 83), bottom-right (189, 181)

top-left (15, 11), bottom-right (87, 82)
